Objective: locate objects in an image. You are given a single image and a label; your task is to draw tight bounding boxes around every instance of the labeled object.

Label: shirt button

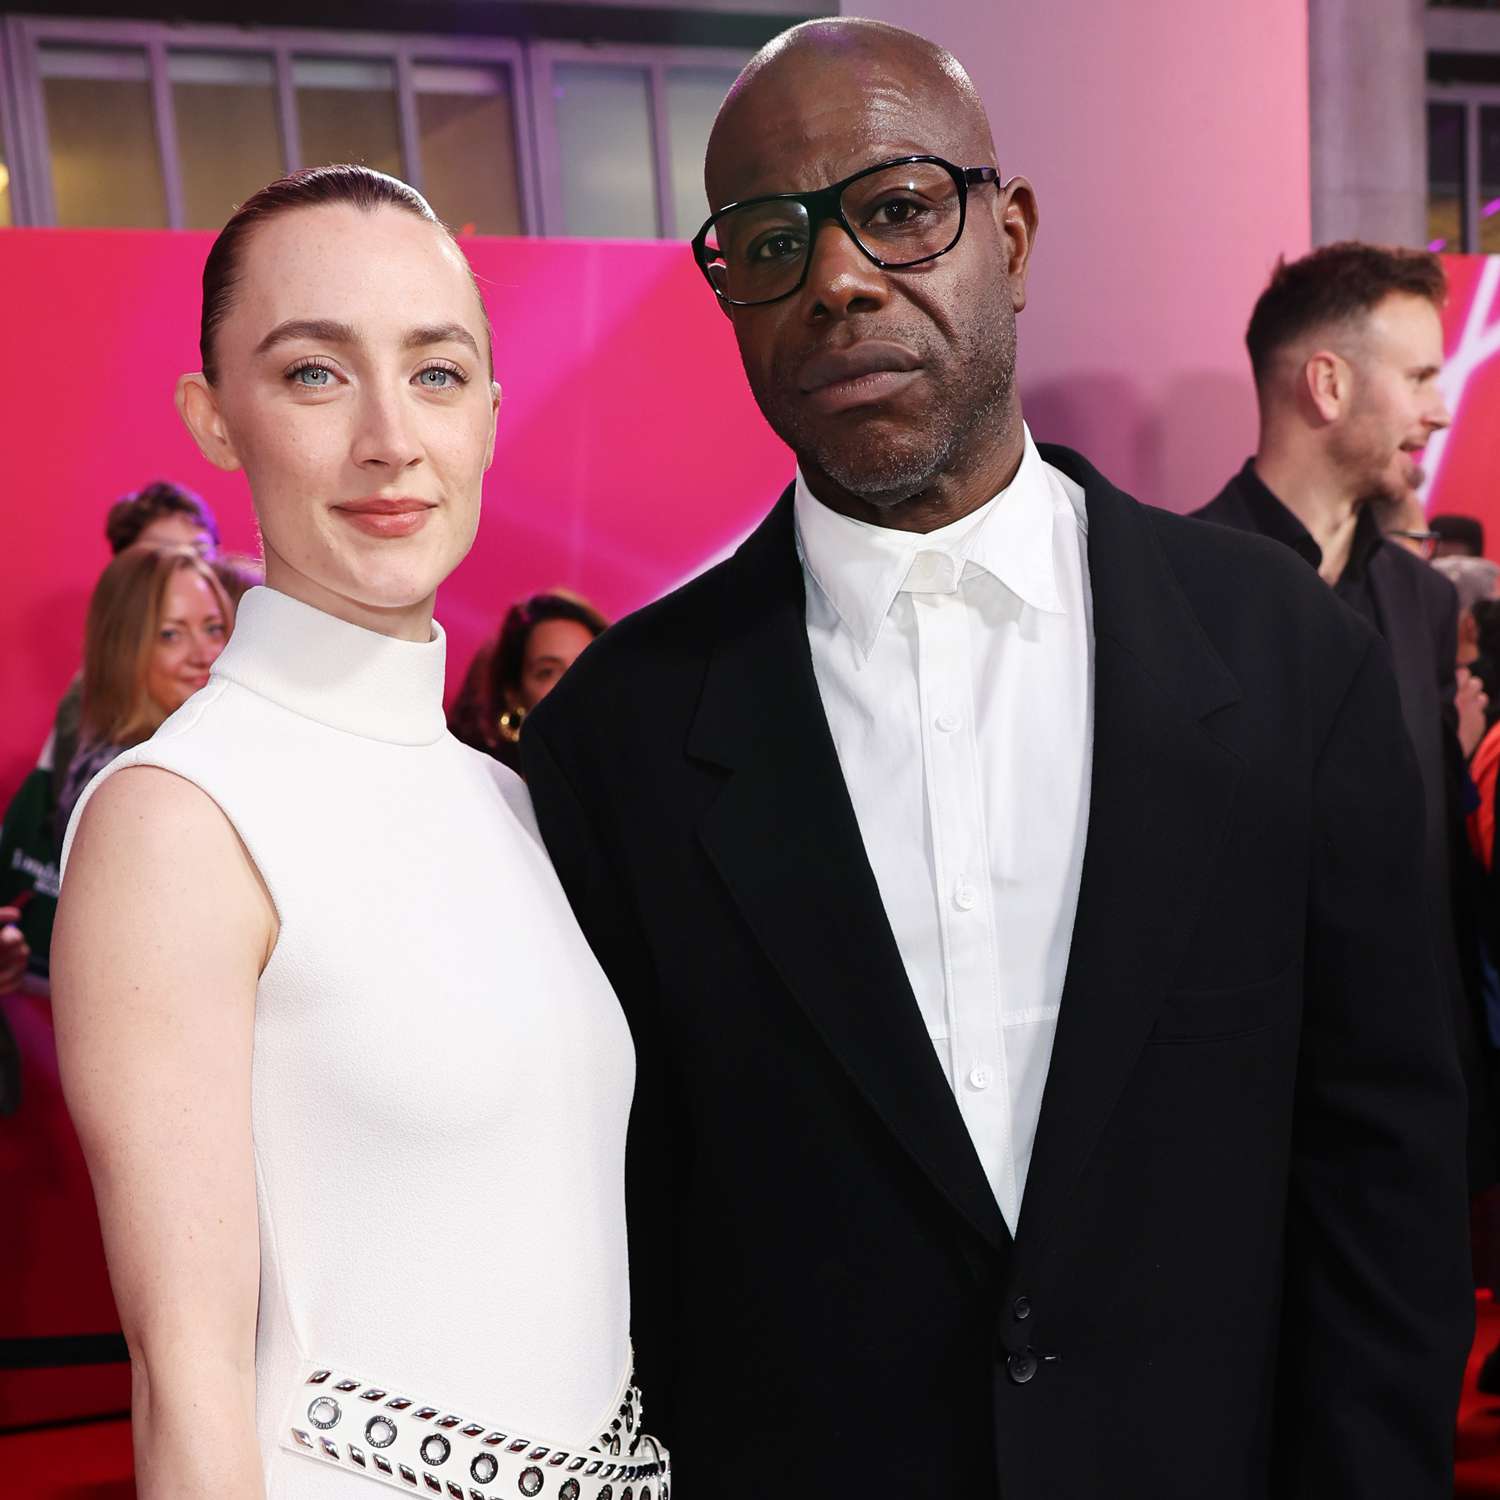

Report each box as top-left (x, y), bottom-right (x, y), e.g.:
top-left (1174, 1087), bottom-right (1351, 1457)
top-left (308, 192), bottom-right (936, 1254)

top-left (968, 1064), bottom-right (992, 1090)
top-left (1013, 1296), bottom-right (1032, 1321)
top-left (935, 710), bottom-right (961, 733)
top-left (1007, 1351), bottom-right (1038, 1385)
top-left (954, 880), bottom-right (978, 911)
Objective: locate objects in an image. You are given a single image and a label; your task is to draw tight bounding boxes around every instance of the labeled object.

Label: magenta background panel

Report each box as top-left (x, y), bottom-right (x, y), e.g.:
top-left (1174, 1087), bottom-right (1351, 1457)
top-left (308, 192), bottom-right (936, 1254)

top-left (0, 229), bottom-right (792, 803)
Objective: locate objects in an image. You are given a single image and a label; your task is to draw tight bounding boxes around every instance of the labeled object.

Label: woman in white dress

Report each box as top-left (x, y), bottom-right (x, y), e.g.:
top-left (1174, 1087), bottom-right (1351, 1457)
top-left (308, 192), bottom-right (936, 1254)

top-left (52, 166), bottom-right (664, 1500)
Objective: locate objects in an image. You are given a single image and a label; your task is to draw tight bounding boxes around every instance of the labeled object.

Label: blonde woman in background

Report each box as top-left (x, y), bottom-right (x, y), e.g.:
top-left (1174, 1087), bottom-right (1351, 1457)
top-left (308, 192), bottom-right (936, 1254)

top-left (56, 544), bottom-right (232, 840)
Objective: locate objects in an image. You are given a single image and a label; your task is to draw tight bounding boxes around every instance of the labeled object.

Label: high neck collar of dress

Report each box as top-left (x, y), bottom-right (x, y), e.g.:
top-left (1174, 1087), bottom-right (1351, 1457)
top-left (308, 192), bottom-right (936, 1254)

top-left (210, 586), bottom-right (448, 746)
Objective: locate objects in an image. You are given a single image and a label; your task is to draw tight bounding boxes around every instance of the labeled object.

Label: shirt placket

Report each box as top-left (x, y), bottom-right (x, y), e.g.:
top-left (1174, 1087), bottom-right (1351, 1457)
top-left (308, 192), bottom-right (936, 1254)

top-left (907, 553), bottom-right (1015, 1227)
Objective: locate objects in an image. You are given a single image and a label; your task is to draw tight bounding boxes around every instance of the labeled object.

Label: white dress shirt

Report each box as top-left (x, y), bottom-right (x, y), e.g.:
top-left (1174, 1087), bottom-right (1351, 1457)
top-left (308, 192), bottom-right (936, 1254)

top-left (795, 427), bottom-right (1095, 1233)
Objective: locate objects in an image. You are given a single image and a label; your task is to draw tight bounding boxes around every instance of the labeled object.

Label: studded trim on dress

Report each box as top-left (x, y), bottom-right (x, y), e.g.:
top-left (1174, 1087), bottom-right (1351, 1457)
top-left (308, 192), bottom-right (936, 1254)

top-left (281, 1365), bottom-right (668, 1500)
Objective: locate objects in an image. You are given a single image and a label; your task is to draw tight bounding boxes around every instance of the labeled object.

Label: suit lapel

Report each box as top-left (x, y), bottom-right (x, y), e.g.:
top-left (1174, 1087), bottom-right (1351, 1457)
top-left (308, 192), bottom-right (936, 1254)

top-left (689, 489), bottom-right (1011, 1253)
top-left (1013, 448), bottom-right (1244, 1269)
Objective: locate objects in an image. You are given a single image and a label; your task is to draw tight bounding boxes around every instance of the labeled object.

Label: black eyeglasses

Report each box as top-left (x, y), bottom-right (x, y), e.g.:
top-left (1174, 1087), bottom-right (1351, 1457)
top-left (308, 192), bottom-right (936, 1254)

top-left (691, 154), bottom-right (1002, 308)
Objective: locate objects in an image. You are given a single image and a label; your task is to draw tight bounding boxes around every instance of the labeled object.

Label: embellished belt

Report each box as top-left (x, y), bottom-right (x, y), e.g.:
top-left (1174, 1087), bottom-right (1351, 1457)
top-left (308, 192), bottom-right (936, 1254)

top-left (280, 1363), bottom-right (669, 1500)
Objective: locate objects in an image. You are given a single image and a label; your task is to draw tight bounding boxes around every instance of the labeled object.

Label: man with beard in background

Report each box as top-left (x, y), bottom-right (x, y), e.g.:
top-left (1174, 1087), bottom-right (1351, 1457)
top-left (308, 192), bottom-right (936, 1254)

top-left (526, 26), bottom-right (1472, 1499)
top-left (1196, 244), bottom-right (1496, 1192)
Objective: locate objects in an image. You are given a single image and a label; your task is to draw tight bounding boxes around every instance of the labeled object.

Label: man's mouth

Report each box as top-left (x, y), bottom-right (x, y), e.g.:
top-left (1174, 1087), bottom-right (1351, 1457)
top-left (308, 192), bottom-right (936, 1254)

top-left (796, 341), bottom-right (923, 414)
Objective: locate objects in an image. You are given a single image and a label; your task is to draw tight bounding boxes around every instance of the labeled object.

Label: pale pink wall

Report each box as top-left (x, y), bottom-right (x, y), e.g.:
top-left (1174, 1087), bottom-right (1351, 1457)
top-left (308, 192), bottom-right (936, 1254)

top-left (852, 0), bottom-right (1312, 511)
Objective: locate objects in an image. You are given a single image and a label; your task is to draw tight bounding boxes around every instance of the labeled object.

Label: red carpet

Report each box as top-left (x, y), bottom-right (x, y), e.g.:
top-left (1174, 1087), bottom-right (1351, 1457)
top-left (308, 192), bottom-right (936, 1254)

top-left (0, 1415), bottom-right (132, 1497)
top-left (5, 1311), bottom-right (1500, 1499)
top-left (1460, 1294), bottom-right (1500, 1496)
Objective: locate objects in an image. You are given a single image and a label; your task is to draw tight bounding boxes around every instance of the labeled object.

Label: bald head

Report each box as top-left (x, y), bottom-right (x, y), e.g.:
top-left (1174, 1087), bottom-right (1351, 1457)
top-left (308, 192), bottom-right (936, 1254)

top-left (706, 19), bottom-right (997, 211)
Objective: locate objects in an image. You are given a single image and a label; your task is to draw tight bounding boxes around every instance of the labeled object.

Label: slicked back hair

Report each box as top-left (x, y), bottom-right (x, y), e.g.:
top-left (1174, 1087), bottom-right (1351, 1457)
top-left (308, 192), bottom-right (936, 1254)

top-left (1246, 242), bottom-right (1446, 390)
top-left (198, 163), bottom-right (492, 384)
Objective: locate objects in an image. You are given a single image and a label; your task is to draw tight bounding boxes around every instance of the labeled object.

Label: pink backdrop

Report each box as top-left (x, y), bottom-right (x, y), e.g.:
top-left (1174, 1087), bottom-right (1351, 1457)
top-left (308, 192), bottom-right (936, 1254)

top-left (1425, 255), bottom-right (1500, 546)
top-left (0, 228), bottom-right (792, 804)
top-left (859, 0), bottom-right (1313, 512)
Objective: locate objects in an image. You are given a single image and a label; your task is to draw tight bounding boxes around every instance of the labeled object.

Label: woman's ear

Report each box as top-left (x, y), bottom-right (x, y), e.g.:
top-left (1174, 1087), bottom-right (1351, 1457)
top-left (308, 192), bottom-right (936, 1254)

top-left (176, 373), bottom-right (244, 473)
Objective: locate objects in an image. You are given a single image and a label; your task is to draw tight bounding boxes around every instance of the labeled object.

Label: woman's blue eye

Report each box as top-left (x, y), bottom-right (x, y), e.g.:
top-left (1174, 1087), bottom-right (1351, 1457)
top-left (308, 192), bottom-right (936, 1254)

top-left (293, 364), bottom-right (333, 387)
top-left (417, 366), bottom-right (463, 389)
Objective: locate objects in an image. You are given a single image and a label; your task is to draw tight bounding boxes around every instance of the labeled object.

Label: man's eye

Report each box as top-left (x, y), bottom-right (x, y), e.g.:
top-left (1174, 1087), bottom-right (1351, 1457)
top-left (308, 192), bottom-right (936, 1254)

top-left (749, 231), bottom-right (805, 264)
top-left (870, 197), bottom-right (926, 226)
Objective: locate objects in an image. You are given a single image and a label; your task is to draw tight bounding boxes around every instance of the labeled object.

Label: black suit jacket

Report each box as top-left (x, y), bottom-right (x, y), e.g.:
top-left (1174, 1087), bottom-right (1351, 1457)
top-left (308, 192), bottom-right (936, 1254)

top-left (525, 446), bottom-right (1472, 1500)
top-left (1196, 467), bottom-right (1494, 1185)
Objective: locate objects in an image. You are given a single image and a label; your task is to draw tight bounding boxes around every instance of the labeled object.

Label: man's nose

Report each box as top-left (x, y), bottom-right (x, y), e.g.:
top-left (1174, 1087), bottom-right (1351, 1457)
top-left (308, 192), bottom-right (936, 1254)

top-left (800, 220), bottom-right (889, 320)
top-left (1428, 388), bottom-right (1453, 433)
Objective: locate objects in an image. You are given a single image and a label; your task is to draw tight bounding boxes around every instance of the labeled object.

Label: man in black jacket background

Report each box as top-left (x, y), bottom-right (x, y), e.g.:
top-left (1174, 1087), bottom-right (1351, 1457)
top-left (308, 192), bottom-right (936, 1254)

top-left (525, 21), bottom-right (1472, 1498)
top-left (1196, 245), bottom-right (1496, 1189)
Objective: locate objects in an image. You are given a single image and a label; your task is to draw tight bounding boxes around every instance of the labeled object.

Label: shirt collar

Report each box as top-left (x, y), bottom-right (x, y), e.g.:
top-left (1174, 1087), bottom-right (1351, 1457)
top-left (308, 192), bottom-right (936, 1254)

top-left (1234, 457), bottom-right (1386, 582)
top-left (794, 426), bottom-right (1069, 660)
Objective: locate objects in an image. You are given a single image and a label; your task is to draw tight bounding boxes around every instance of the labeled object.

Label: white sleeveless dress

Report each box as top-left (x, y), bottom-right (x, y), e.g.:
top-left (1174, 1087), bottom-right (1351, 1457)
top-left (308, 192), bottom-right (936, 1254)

top-left (62, 587), bottom-right (636, 1499)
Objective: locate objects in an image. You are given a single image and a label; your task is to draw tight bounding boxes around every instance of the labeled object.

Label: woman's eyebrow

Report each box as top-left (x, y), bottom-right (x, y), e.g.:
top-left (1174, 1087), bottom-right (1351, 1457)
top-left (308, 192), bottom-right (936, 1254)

top-left (253, 318), bottom-right (358, 356)
top-left (403, 322), bottom-right (481, 358)
top-left (250, 319), bottom-right (479, 359)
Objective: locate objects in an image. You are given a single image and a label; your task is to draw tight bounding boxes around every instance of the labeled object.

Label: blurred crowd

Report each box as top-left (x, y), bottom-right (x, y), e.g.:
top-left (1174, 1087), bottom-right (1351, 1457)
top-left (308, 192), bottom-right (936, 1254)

top-left (0, 482), bottom-right (607, 998)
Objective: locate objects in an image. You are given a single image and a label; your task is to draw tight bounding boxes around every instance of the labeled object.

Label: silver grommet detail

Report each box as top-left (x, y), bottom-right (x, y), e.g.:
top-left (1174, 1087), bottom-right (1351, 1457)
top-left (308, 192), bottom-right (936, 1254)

top-left (424, 1476), bottom-right (442, 1493)
top-left (366, 1415), bottom-right (399, 1449)
top-left (309, 1397), bottom-right (342, 1429)
top-left (447, 1484), bottom-right (465, 1500)
top-left (470, 1452), bottom-right (499, 1485)
top-left (420, 1435), bottom-right (452, 1467)
top-left (400, 1464), bottom-right (418, 1486)
top-left (597, 1486), bottom-right (613, 1500)
top-left (559, 1481), bottom-right (581, 1500)
top-left (518, 1466), bottom-right (544, 1497)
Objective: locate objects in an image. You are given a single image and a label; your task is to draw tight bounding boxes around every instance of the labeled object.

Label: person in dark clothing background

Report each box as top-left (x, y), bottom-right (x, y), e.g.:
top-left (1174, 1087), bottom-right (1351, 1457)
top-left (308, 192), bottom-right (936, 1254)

top-left (1433, 513), bottom-right (1487, 560)
top-left (1195, 243), bottom-right (1496, 1188)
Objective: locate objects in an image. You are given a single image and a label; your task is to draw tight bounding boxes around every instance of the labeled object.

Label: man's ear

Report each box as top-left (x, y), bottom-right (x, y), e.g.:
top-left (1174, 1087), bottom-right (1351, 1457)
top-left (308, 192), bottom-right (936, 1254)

top-left (175, 372), bottom-right (243, 473)
top-left (993, 175), bottom-right (1039, 314)
top-left (1304, 349), bottom-right (1350, 424)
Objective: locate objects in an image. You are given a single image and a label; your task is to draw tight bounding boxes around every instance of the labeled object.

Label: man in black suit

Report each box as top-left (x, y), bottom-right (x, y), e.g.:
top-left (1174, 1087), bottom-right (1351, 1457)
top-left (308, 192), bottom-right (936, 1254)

top-left (525, 20), bottom-right (1472, 1499)
top-left (1195, 245), bottom-right (1495, 1189)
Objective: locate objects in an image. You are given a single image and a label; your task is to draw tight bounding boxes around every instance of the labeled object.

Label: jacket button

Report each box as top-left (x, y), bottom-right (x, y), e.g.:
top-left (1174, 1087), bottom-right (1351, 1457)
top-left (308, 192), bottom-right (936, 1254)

top-left (1013, 1296), bottom-right (1031, 1321)
top-left (1007, 1351), bottom-right (1038, 1385)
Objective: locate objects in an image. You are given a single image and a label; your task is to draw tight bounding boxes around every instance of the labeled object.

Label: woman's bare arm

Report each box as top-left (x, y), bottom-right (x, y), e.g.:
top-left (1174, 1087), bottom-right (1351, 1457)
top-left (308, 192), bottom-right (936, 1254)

top-left (52, 766), bottom-right (277, 1500)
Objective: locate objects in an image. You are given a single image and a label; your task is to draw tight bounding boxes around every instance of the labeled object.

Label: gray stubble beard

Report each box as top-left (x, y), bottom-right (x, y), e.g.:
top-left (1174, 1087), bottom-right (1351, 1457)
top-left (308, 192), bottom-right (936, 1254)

top-left (761, 302), bottom-right (1018, 510)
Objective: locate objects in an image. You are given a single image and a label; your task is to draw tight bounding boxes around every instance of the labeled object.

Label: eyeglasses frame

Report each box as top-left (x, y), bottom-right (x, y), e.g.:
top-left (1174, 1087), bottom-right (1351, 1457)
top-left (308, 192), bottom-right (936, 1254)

top-left (691, 154), bottom-right (1003, 308)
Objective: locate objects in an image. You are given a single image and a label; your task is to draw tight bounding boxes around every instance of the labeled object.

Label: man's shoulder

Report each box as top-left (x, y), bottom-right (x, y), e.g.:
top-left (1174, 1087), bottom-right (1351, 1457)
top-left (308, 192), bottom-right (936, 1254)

top-left (1147, 500), bottom-right (1371, 643)
top-left (1374, 532), bottom-right (1458, 614)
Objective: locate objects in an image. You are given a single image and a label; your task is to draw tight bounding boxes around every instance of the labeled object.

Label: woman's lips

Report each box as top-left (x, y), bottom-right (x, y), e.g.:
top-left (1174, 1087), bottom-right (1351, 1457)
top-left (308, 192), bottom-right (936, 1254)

top-left (333, 500), bottom-right (436, 539)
